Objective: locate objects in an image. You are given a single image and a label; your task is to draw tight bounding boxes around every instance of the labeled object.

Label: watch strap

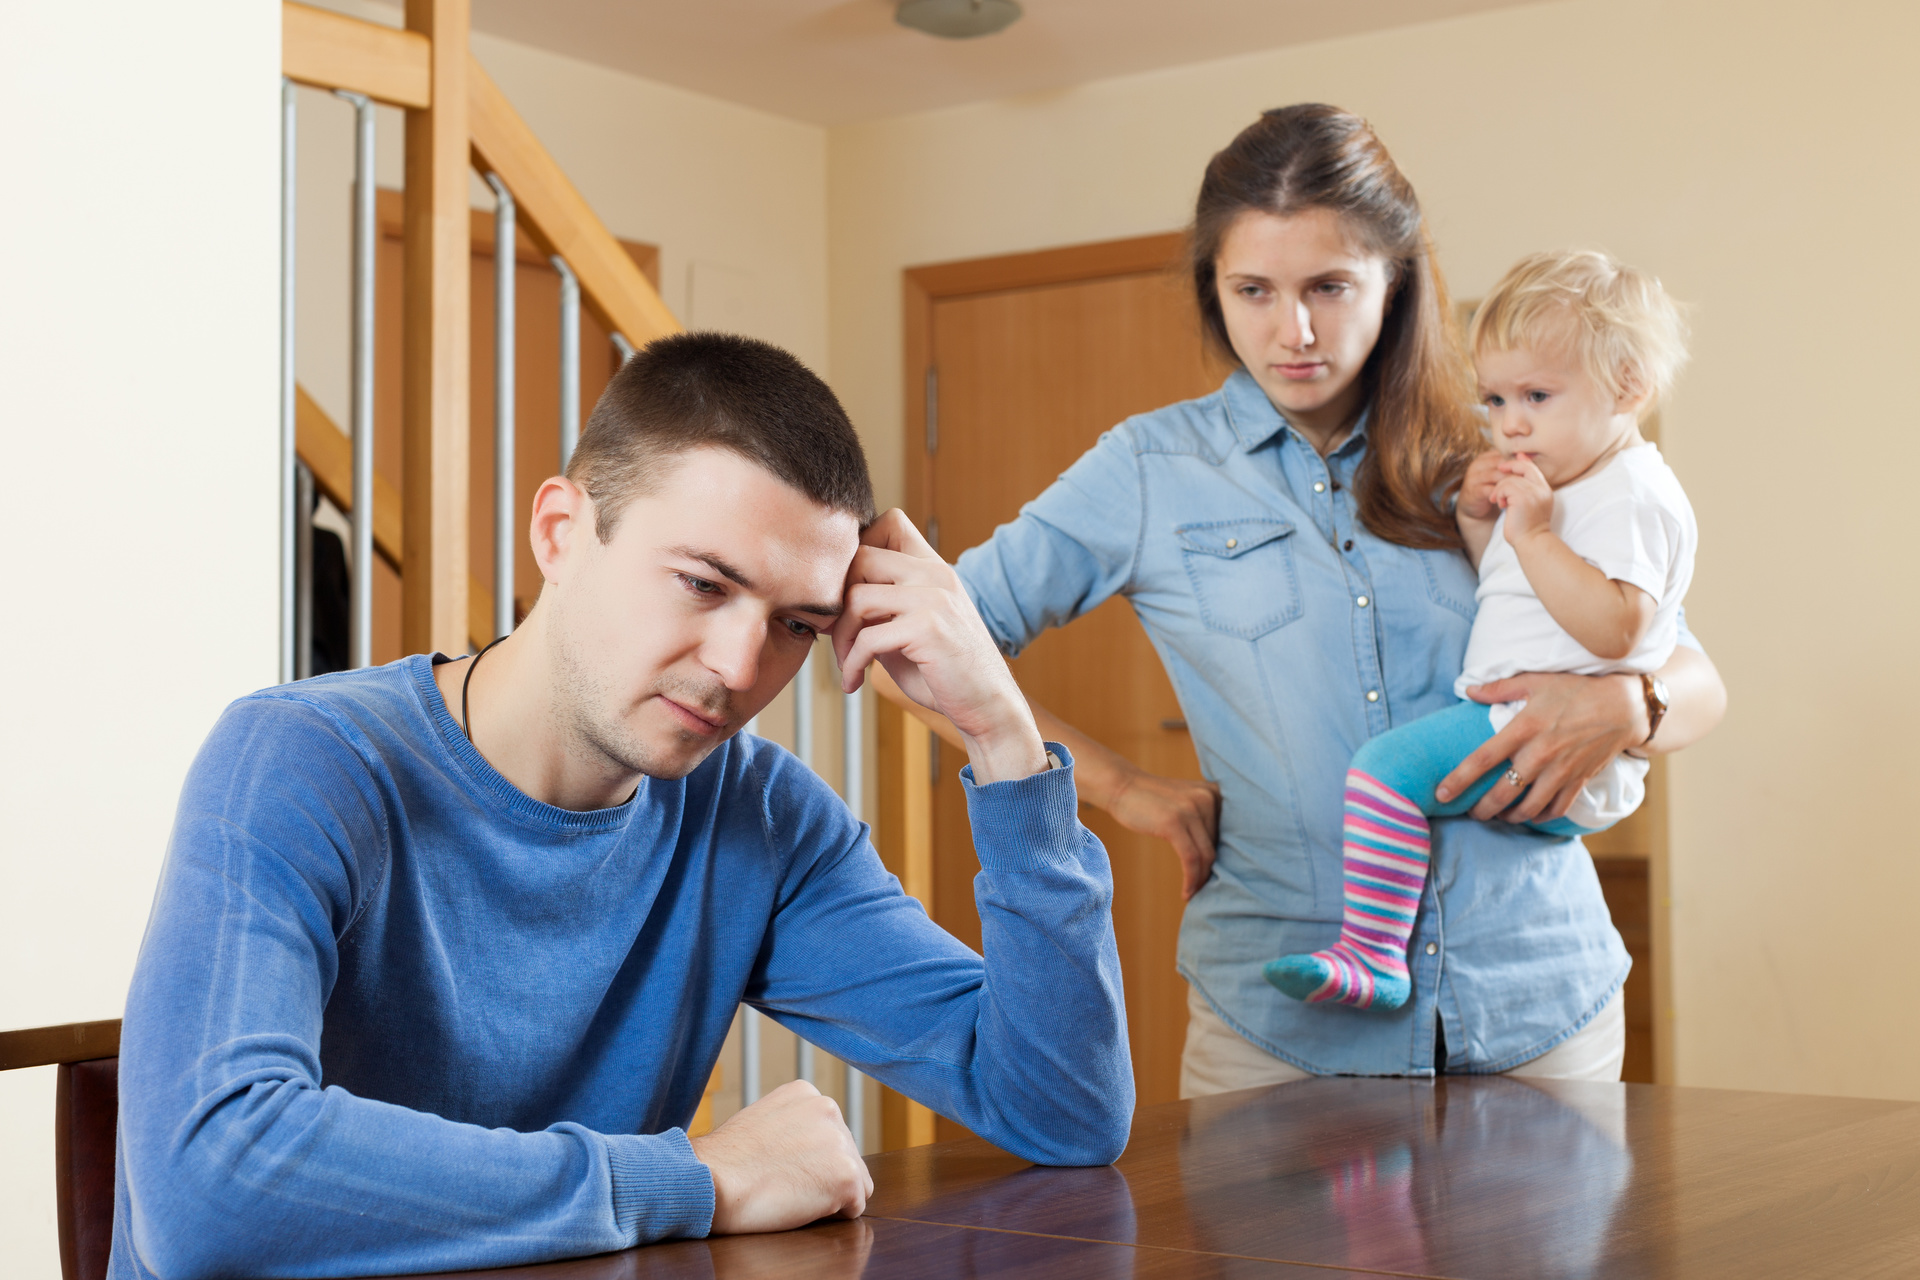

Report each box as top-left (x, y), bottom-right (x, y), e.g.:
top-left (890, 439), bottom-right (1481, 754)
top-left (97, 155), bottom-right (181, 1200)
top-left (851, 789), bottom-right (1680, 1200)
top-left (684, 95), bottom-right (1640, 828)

top-left (1640, 673), bottom-right (1669, 745)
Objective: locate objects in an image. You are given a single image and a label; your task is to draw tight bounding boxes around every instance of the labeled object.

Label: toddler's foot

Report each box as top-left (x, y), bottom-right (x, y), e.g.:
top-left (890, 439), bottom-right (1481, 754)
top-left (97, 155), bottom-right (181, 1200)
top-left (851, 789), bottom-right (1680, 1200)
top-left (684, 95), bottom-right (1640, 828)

top-left (1265, 945), bottom-right (1411, 1010)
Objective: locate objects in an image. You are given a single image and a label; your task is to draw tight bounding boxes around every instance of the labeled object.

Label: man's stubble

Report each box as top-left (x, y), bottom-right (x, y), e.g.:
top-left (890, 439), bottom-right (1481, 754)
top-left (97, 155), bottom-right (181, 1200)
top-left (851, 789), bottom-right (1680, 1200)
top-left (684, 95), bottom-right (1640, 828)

top-left (546, 592), bottom-right (737, 785)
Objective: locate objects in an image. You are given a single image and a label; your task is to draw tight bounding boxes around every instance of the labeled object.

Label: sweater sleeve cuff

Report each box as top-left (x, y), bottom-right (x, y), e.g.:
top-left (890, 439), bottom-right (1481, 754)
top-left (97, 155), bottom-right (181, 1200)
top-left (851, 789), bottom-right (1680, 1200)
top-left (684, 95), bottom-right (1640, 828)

top-left (959, 742), bottom-right (1085, 872)
top-left (605, 1128), bottom-right (715, 1244)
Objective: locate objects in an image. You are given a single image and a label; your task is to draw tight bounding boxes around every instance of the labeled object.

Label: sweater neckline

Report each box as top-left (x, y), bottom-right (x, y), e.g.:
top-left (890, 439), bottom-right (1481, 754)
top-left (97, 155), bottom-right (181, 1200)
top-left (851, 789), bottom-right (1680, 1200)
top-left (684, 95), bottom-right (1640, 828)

top-left (408, 653), bottom-right (643, 833)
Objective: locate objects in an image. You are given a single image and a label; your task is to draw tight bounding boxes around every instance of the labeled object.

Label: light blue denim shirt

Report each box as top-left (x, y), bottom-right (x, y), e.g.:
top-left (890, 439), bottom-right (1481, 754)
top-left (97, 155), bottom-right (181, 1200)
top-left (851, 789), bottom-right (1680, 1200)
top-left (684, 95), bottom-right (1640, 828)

top-left (955, 369), bottom-right (1641, 1076)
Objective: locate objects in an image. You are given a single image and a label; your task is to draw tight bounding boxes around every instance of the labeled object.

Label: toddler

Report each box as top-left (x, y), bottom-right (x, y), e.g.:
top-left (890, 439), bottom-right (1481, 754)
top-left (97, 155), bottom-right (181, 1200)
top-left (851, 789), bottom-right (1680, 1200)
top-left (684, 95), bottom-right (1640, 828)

top-left (1265, 249), bottom-right (1697, 1011)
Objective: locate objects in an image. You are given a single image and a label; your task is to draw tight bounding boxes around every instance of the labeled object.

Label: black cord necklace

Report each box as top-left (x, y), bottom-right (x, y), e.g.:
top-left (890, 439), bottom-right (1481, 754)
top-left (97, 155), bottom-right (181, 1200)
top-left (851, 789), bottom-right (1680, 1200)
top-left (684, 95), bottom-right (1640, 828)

top-left (461, 633), bottom-right (511, 742)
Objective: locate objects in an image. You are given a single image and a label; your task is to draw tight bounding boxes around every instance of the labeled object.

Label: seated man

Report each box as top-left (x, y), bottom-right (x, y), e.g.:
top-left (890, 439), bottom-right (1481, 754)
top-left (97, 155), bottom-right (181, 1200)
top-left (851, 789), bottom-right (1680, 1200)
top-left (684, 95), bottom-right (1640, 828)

top-left (111, 333), bottom-right (1132, 1279)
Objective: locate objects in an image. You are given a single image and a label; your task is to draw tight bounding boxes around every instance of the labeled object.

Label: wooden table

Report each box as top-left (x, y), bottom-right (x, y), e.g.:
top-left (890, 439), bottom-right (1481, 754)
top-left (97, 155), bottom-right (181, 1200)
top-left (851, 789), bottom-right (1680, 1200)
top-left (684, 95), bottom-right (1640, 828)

top-left (411, 1076), bottom-right (1920, 1278)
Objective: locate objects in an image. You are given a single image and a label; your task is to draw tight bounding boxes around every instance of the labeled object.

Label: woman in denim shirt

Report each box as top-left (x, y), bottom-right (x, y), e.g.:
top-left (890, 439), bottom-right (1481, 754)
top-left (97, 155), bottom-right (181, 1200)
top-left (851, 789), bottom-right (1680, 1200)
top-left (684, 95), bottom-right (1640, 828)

top-left (952, 106), bottom-right (1726, 1089)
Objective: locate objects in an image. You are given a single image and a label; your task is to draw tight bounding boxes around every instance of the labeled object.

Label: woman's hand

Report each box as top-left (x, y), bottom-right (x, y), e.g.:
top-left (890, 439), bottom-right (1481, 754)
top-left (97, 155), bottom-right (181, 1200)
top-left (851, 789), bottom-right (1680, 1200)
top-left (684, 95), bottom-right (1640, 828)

top-left (1436, 671), bottom-right (1646, 823)
top-left (1109, 769), bottom-right (1222, 901)
top-left (1028, 701), bottom-right (1221, 900)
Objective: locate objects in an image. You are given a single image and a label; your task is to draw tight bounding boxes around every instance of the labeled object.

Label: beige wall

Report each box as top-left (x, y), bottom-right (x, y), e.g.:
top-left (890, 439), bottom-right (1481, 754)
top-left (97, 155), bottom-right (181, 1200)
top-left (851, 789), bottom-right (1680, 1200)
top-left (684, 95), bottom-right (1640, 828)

top-left (0, 3), bottom-right (283, 1274)
top-left (828, 0), bottom-right (1920, 1098)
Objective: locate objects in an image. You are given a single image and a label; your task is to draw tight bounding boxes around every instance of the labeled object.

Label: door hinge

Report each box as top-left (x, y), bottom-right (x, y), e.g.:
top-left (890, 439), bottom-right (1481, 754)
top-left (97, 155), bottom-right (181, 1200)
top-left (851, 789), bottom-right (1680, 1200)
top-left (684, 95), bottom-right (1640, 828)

top-left (924, 366), bottom-right (939, 454)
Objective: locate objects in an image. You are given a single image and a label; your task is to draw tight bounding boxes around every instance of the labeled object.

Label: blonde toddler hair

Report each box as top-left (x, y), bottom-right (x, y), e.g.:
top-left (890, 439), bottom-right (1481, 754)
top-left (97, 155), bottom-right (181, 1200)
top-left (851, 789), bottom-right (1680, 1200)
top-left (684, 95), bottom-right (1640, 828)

top-left (1469, 249), bottom-right (1689, 414)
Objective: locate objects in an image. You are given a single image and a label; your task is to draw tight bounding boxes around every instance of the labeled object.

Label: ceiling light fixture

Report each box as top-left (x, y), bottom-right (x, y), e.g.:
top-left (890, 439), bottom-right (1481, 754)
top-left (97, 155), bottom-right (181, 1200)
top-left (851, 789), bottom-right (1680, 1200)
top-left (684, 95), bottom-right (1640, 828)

top-left (895, 0), bottom-right (1023, 40)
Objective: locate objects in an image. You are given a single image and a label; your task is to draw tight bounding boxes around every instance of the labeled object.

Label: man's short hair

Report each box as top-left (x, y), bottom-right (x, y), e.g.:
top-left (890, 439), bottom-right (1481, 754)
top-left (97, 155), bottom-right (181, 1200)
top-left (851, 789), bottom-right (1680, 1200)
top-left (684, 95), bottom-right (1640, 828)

top-left (566, 331), bottom-right (876, 539)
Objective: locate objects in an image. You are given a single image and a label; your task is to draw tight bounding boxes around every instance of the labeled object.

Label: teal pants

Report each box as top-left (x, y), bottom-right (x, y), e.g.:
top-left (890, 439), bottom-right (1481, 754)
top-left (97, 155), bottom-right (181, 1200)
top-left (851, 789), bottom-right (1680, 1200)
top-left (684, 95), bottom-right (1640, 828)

top-left (1354, 701), bottom-right (1604, 837)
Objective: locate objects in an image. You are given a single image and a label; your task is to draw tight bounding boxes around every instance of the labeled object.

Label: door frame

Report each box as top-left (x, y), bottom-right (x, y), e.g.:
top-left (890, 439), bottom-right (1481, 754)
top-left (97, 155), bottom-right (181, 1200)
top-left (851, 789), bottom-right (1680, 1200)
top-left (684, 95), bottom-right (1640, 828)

top-left (901, 232), bottom-right (1187, 534)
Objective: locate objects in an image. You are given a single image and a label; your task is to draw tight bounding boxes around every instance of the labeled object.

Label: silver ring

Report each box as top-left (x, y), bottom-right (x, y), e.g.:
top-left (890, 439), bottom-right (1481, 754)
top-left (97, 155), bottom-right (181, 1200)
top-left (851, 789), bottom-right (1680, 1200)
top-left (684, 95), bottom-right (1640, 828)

top-left (1504, 768), bottom-right (1525, 788)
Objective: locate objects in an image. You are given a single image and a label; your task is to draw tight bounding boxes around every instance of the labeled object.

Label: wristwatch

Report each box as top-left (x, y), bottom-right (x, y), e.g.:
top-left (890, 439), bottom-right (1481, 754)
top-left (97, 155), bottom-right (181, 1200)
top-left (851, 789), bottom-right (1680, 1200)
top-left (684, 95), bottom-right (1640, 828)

top-left (1640, 673), bottom-right (1670, 746)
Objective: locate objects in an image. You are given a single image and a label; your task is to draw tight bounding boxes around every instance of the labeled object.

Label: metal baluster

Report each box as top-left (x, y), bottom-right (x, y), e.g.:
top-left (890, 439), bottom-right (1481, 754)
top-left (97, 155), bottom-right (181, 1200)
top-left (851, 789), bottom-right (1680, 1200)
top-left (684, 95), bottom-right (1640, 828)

top-left (796, 1039), bottom-right (816, 1089)
top-left (553, 256), bottom-right (581, 470)
top-left (484, 173), bottom-right (516, 640)
top-left (739, 711), bottom-right (762, 1105)
top-left (280, 80), bottom-right (297, 684)
top-left (337, 91), bottom-right (376, 668)
top-left (794, 647), bottom-right (816, 766)
top-left (843, 682), bottom-right (867, 1150)
top-left (741, 1008), bottom-right (762, 1106)
top-left (793, 648), bottom-right (817, 1086)
top-left (611, 332), bottom-right (636, 363)
top-left (295, 463), bottom-right (315, 681)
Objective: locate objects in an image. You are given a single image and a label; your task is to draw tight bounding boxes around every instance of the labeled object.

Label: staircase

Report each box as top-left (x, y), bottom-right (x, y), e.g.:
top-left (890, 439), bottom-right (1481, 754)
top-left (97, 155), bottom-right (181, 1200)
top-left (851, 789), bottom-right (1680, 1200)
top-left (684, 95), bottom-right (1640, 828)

top-left (279, 0), bottom-right (941, 1152)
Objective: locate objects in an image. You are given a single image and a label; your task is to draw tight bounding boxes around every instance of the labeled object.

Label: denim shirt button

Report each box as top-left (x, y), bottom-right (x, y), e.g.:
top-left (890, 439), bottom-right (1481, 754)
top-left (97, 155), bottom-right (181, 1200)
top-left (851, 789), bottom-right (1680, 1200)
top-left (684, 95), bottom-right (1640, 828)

top-left (1366, 690), bottom-right (1380, 702)
top-left (1313, 481), bottom-right (1326, 493)
top-left (1426, 943), bottom-right (1439, 955)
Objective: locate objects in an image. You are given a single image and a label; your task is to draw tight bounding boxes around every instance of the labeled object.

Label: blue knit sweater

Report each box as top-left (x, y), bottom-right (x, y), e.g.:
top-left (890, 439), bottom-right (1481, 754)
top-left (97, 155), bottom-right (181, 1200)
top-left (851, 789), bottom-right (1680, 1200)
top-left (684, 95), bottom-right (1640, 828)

top-left (109, 655), bottom-right (1131, 1279)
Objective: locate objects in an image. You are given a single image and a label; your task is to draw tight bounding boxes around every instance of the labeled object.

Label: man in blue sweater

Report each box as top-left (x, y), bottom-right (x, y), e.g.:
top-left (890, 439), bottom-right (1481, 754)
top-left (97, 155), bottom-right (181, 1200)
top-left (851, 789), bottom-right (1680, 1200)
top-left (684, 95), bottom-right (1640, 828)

top-left (111, 334), bottom-right (1132, 1279)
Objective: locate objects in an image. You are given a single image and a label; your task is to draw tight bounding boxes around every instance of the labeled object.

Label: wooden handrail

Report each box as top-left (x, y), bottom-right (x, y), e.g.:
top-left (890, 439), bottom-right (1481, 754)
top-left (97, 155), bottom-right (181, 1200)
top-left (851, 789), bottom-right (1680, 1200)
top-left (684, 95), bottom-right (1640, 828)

top-left (296, 387), bottom-right (402, 572)
top-left (281, 2), bottom-right (680, 355)
top-left (282, 0), bottom-right (680, 656)
top-left (0, 1020), bottom-right (120, 1071)
top-left (868, 666), bottom-right (967, 750)
top-left (283, 2), bottom-right (431, 109)
top-left (295, 385), bottom-right (501, 653)
top-left (466, 58), bottom-right (680, 348)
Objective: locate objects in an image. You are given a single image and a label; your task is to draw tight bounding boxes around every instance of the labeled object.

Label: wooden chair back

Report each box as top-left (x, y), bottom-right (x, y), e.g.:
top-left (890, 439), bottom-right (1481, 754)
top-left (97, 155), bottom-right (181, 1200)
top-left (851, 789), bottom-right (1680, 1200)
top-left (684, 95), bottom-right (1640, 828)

top-left (0, 1020), bottom-right (122, 1280)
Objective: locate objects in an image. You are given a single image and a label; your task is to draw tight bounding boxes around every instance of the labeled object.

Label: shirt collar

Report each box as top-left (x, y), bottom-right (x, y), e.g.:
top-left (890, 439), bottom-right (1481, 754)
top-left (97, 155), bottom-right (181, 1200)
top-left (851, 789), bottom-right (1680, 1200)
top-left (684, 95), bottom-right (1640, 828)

top-left (1220, 367), bottom-right (1372, 456)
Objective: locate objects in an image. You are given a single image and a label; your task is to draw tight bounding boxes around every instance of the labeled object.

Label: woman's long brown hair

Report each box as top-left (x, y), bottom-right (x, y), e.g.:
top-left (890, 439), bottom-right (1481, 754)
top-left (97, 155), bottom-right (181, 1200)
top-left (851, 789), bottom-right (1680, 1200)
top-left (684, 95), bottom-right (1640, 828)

top-left (1190, 105), bottom-right (1481, 550)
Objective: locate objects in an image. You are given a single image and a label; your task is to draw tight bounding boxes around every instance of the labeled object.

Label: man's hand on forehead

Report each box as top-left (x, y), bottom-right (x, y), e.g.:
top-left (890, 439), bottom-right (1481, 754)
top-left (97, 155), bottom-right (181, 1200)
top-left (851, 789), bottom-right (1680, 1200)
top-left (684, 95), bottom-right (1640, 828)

top-left (831, 511), bottom-right (1048, 785)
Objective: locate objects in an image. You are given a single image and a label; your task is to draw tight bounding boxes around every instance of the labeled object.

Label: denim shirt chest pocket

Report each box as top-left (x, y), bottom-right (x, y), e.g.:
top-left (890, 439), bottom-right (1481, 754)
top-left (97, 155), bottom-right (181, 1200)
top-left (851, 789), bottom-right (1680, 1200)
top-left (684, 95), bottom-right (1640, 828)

top-left (1176, 518), bottom-right (1302, 639)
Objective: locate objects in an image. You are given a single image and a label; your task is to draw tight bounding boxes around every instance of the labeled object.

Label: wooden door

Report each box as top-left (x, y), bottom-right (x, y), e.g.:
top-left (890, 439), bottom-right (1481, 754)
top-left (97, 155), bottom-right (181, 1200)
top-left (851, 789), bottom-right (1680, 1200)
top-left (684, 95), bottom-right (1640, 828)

top-left (906, 236), bottom-right (1231, 1120)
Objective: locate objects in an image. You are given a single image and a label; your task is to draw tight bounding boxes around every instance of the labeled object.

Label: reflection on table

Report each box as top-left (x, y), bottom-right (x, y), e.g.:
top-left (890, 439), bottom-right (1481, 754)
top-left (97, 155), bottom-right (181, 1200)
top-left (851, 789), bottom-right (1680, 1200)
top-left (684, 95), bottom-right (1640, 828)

top-left (379, 1074), bottom-right (1920, 1279)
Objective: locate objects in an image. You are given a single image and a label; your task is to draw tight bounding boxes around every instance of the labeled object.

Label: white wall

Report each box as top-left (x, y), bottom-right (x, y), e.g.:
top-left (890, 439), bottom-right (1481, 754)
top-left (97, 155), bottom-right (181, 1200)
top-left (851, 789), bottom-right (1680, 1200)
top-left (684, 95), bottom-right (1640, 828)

top-left (828, 0), bottom-right (1920, 1099)
top-left (0, 3), bottom-right (283, 1274)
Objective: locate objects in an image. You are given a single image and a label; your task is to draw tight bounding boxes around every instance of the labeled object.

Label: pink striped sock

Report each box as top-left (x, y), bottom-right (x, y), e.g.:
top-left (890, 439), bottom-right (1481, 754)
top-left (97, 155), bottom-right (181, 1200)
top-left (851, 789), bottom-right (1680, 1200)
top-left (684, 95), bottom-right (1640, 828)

top-left (1264, 768), bottom-right (1431, 1010)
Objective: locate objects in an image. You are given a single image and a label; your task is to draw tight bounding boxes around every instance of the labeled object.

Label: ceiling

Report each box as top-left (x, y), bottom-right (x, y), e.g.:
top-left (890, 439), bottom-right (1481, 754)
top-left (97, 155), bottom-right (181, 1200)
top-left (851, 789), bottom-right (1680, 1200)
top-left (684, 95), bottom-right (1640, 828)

top-left (463, 0), bottom-right (1545, 126)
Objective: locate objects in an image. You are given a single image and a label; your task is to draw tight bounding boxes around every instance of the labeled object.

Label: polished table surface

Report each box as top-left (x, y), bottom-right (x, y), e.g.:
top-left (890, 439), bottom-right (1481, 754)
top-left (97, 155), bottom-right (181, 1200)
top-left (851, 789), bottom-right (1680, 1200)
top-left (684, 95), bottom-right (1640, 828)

top-left (406, 1076), bottom-right (1920, 1279)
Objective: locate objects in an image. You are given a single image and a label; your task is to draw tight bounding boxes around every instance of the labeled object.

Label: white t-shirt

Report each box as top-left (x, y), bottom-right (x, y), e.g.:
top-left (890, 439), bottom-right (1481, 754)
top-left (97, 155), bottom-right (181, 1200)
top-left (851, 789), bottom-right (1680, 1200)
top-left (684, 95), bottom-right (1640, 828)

top-left (1455, 443), bottom-right (1698, 828)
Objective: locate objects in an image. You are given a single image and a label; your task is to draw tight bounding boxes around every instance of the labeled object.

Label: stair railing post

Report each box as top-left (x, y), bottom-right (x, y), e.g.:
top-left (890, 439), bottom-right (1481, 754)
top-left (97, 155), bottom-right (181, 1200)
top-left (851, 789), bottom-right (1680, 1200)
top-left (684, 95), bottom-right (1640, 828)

top-left (843, 680), bottom-right (867, 1149)
top-left (400, 0), bottom-right (471, 659)
top-left (337, 90), bottom-right (377, 668)
top-left (739, 712), bottom-right (763, 1106)
top-left (280, 79), bottom-right (298, 684)
top-left (794, 648), bottom-right (816, 1087)
top-left (484, 172), bottom-right (516, 640)
top-left (553, 256), bottom-right (580, 470)
top-left (295, 463), bottom-right (315, 680)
